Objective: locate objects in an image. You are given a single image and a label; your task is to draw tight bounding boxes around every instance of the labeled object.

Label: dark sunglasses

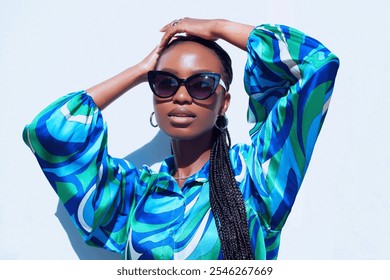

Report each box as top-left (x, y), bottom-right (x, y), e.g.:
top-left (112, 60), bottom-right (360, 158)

top-left (148, 70), bottom-right (226, 100)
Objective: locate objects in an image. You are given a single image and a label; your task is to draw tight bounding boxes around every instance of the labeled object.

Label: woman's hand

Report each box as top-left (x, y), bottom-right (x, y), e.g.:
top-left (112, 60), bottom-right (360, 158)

top-left (134, 45), bottom-right (160, 83)
top-left (158, 18), bottom-right (219, 53)
top-left (158, 17), bottom-right (255, 52)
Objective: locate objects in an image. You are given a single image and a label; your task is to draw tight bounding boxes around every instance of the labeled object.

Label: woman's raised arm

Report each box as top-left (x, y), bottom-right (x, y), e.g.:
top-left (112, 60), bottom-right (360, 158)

top-left (159, 18), bottom-right (254, 52)
top-left (87, 46), bottom-right (160, 110)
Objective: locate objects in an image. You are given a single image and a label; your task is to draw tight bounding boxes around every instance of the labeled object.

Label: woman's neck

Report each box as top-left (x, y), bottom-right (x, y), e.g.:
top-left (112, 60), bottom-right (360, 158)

top-left (170, 132), bottom-right (213, 185)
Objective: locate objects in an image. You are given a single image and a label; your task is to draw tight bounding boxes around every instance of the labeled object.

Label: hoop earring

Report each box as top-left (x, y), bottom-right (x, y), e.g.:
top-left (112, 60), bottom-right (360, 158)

top-left (150, 112), bottom-right (158, 128)
top-left (215, 115), bottom-right (228, 131)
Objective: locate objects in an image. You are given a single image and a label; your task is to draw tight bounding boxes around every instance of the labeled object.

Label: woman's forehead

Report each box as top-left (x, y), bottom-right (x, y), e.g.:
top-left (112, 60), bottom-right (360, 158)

top-left (157, 41), bottom-right (223, 73)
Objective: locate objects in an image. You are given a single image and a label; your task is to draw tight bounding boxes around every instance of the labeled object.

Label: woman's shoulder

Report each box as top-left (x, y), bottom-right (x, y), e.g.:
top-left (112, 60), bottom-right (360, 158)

top-left (230, 142), bottom-right (252, 166)
top-left (231, 142), bottom-right (252, 154)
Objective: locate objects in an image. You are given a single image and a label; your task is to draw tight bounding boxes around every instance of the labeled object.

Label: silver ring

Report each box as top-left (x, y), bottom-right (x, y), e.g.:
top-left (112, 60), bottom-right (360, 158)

top-left (171, 18), bottom-right (182, 27)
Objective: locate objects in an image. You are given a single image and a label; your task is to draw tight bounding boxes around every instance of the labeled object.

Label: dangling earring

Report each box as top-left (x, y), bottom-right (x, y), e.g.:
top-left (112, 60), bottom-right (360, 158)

top-left (215, 115), bottom-right (228, 131)
top-left (150, 112), bottom-right (158, 128)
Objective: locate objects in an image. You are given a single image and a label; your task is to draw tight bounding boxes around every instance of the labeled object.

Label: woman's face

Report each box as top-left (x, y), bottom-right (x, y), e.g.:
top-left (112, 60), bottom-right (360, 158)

top-left (153, 41), bottom-right (230, 141)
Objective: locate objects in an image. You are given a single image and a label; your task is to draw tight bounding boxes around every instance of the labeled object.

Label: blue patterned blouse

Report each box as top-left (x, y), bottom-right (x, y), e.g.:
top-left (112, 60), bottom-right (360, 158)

top-left (23, 24), bottom-right (339, 259)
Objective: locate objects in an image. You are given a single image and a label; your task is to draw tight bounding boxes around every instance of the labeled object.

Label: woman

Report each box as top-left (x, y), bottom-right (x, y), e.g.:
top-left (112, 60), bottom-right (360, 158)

top-left (23, 18), bottom-right (339, 259)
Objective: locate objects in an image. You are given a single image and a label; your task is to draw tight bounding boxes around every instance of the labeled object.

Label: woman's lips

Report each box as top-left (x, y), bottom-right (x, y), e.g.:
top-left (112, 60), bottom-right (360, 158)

top-left (167, 108), bottom-right (196, 125)
top-left (168, 108), bottom-right (196, 118)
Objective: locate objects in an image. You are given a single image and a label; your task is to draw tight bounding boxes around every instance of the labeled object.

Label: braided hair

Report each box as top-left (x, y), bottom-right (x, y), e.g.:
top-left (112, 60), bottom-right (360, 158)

top-left (163, 36), bottom-right (253, 259)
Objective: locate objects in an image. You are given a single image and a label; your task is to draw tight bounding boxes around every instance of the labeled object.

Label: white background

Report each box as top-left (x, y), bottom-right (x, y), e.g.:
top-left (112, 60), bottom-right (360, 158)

top-left (1, 0), bottom-right (389, 260)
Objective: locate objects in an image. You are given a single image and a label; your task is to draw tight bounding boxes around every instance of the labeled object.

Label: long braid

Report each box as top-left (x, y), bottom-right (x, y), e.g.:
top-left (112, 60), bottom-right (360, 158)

top-left (162, 36), bottom-right (253, 259)
top-left (209, 116), bottom-right (254, 259)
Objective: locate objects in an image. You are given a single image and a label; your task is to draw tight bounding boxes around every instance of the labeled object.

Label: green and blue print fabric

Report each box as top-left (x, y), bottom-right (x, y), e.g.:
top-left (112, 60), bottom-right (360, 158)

top-left (23, 24), bottom-right (339, 259)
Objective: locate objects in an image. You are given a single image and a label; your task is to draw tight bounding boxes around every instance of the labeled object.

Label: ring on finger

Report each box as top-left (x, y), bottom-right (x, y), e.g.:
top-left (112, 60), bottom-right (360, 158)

top-left (171, 18), bottom-right (182, 27)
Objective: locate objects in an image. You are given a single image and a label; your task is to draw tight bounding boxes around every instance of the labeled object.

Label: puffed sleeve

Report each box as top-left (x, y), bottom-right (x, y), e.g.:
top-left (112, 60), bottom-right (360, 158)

top-left (23, 90), bottom-right (139, 253)
top-left (244, 24), bottom-right (339, 230)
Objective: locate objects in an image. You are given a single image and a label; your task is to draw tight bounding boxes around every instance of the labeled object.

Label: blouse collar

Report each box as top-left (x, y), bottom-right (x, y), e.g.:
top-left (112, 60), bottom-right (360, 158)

top-left (154, 155), bottom-right (209, 188)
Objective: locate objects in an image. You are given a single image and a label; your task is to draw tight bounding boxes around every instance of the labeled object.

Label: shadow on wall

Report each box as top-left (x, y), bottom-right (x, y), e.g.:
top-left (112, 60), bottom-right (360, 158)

top-left (55, 131), bottom-right (171, 259)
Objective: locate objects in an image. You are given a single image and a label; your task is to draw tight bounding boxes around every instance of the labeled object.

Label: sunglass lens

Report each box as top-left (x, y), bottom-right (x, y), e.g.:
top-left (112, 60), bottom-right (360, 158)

top-left (187, 75), bottom-right (216, 100)
top-left (153, 75), bottom-right (178, 98)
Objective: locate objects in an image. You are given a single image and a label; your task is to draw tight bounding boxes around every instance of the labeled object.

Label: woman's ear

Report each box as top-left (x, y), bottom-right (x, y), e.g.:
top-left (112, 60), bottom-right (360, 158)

top-left (219, 92), bottom-right (231, 115)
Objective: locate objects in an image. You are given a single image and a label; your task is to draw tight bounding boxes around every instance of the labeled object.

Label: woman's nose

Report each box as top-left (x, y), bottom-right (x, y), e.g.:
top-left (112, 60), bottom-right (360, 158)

top-left (172, 84), bottom-right (192, 104)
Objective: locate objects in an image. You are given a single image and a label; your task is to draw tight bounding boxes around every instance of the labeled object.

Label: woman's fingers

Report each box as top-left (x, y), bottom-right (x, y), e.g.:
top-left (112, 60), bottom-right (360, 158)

top-left (158, 17), bottom-right (217, 54)
top-left (160, 18), bottom-right (183, 32)
top-left (157, 22), bottom-right (185, 54)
